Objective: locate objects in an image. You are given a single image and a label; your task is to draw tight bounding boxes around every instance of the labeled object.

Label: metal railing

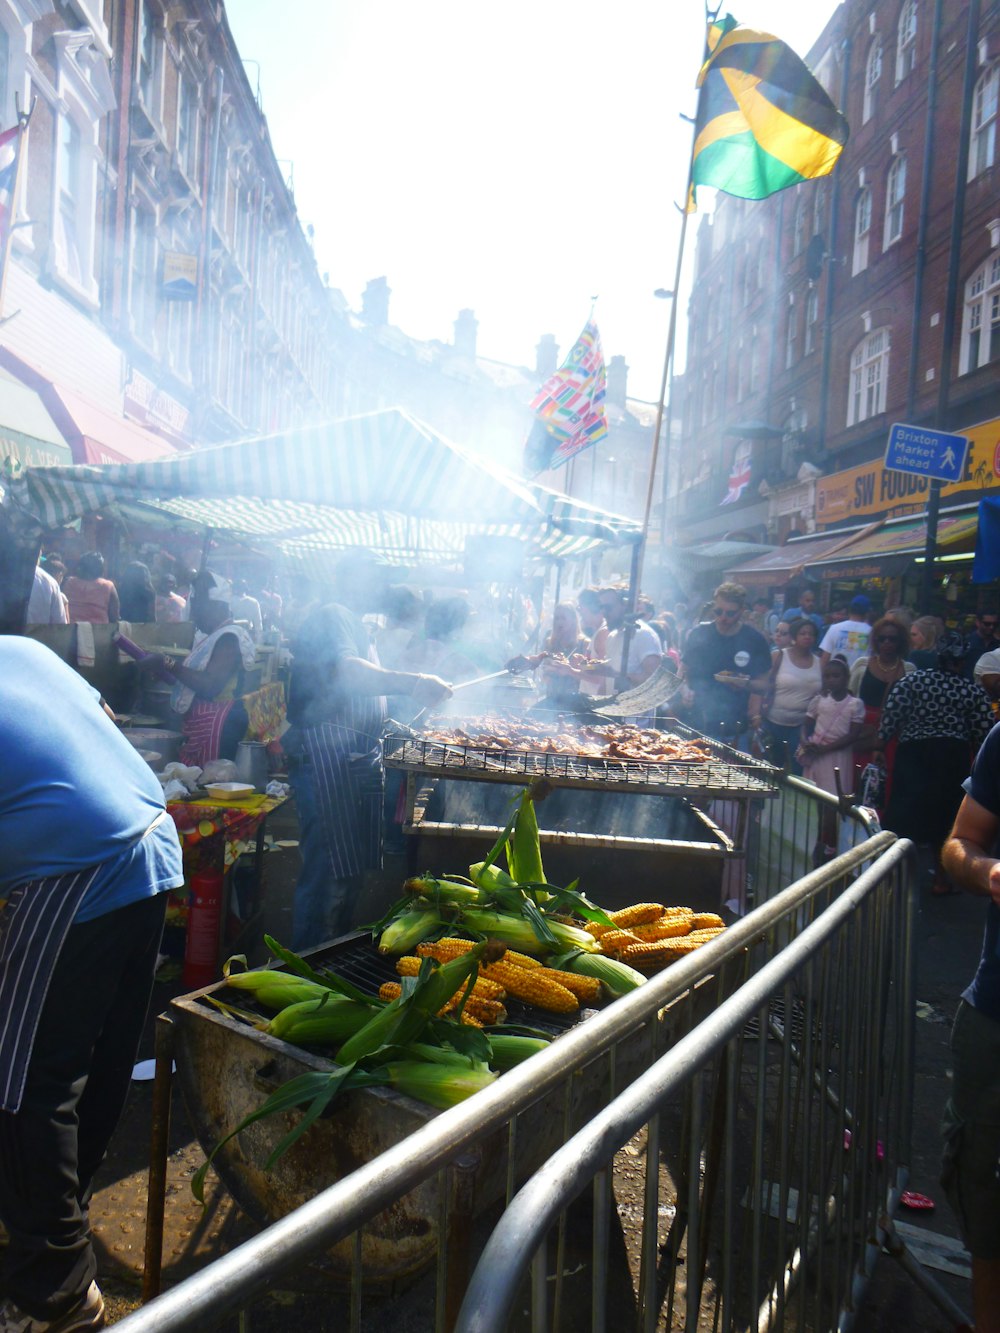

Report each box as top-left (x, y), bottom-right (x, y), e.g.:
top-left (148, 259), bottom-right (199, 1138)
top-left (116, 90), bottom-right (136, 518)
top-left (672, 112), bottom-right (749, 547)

top-left (118, 801), bottom-right (899, 1333)
top-left (457, 836), bottom-right (915, 1333)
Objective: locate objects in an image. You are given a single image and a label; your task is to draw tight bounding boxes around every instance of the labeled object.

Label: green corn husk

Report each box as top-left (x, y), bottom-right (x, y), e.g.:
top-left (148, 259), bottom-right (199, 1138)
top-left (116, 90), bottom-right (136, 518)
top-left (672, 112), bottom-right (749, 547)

top-left (403, 875), bottom-right (488, 906)
top-left (378, 907), bottom-right (441, 955)
top-left (225, 971), bottom-right (332, 1012)
top-left (458, 908), bottom-right (599, 955)
top-left (266, 997), bottom-right (374, 1045)
top-left (469, 862), bottom-right (519, 892)
top-left (507, 788), bottom-right (546, 885)
top-left (486, 1034), bottom-right (551, 1072)
top-left (552, 949), bottom-right (646, 996)
top-left (383, 1060), bottom-right (496, 1108)
top-left (336, 945), bottom-right (487, 1064)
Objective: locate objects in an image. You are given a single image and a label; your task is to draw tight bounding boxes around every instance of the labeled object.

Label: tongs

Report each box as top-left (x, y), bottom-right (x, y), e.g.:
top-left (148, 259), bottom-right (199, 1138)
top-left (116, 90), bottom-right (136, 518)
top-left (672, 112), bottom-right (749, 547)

top-left (408, 668), bottom-right (517, 727)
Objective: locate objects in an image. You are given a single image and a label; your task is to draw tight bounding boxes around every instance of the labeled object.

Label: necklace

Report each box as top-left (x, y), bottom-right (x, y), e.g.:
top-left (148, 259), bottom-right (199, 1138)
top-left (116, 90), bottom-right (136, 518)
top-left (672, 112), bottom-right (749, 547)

top-left (869, 657), bottom-right (903, 682)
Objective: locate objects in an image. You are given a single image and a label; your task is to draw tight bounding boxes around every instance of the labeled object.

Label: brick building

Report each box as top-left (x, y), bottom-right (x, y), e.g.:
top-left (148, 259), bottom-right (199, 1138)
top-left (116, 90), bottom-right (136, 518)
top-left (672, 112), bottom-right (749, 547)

top-left (0, 0), bottom-right (341, 464)
top-left (670, 0), bottom-right (1000, 600)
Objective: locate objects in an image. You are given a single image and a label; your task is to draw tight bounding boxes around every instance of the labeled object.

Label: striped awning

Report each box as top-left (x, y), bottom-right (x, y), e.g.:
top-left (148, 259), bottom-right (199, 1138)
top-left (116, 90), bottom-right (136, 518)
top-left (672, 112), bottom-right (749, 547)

top-left (2, 408), bottom-right (641, 559)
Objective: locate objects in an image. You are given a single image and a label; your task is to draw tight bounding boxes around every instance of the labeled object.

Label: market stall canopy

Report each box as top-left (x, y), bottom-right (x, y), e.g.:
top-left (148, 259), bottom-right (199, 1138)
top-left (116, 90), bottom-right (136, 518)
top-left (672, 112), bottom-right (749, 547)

top-left (803, 511), bottom-right (978, 581)
top-left (723, 528), bottom-right (877, 587)
top-left (660, 539), bottom-right (775, 584)
top-left (1, 408), bottom-right (642, 563)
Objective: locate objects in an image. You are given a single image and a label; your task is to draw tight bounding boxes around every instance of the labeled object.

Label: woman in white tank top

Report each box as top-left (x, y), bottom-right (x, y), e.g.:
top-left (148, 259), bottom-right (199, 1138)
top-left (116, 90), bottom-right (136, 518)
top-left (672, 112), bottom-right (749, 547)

top-left (761, 618), bottom-right (823, 771)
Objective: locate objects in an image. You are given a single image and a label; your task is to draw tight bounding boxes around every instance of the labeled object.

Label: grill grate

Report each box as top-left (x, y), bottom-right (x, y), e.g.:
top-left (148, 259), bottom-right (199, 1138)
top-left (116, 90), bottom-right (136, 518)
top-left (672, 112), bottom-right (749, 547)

top-left (384, 720), bottom-right (777, 798)
top-left (225, 934), bottom-right (590, 1039)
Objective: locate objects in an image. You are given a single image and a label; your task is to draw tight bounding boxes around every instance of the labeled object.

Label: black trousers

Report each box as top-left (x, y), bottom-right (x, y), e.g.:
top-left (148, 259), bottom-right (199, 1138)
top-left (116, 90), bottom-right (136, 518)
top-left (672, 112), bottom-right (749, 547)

top-left (0, 893), bottom-right (166, 1320)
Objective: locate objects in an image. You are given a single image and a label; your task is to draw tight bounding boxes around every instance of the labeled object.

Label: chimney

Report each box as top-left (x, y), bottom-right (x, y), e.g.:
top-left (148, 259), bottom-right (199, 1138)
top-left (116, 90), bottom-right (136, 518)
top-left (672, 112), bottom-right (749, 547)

top-left (453, 308), bottom-right (478, 360)
top-left (361, 276), bottom-right (390, 327)
top-left (535, 333), bottom-right (558, 379)
top-left (607, 354), bottom-right (628, 409)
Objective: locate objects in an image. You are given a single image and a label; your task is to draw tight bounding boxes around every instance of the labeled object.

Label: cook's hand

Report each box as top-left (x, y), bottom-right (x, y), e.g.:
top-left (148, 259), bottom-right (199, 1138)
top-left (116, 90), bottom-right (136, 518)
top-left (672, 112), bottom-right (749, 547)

top-left (137, 651), bottom-right (167, 674)
top-left (411, 673), bottom-right (452, 707)
top-left (988, 861), bottom-right (1000, 909)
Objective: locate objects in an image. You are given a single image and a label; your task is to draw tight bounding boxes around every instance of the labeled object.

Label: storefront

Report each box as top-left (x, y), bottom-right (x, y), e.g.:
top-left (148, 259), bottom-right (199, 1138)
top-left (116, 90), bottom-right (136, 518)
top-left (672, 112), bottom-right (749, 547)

top-left (723, 528), bottom-right (878, 604)
top-left (802, 510), bottom-right (980, 621)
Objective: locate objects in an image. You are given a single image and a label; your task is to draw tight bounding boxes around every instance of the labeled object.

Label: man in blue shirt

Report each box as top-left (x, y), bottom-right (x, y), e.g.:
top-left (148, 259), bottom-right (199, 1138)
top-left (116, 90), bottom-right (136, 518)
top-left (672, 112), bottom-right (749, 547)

top-left (0, 637), bottom-right (183, 1332)
top-left (940, 726), bottom-right (1000, 1333)
top-left (782, 585), bottom-right (825, 638)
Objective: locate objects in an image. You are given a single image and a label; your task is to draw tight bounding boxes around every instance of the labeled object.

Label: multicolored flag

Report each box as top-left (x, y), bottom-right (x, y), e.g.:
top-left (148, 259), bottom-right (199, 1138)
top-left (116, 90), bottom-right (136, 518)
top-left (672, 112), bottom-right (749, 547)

top-left (0, 120), bottom-right (26, 314)
top-left (720, 442), bottom-right (753, 505)
top-left (687, 14), bottom-right (849, 212)
top-left (523, 320), bottom-right (609, 475)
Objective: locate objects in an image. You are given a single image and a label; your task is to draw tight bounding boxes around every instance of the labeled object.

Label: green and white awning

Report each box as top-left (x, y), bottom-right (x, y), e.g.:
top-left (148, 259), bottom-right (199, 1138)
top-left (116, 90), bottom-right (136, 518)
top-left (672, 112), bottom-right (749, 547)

top-left (3, 407), bottom-right (640, 561)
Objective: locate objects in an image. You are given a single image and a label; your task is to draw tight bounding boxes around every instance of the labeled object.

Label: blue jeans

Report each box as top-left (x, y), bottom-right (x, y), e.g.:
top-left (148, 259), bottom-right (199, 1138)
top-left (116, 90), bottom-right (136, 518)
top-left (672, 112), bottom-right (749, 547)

top-left (288, 759), bottom-right (361, 950)
top-left (763, 719), bottom-right (804, 774)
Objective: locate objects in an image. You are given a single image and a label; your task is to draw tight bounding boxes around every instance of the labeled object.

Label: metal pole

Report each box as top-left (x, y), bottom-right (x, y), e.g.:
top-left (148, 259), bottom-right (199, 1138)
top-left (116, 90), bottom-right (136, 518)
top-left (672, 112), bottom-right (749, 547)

top-left (922, 0), bottom-right (981, 610)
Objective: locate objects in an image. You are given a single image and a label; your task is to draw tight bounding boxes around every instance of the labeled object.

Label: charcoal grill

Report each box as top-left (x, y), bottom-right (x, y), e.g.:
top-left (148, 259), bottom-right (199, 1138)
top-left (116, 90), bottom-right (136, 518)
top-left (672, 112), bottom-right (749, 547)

top-left (167, 933), bottom-right (634, 1287)
top-left (384, 716), bottom-right (776, 863)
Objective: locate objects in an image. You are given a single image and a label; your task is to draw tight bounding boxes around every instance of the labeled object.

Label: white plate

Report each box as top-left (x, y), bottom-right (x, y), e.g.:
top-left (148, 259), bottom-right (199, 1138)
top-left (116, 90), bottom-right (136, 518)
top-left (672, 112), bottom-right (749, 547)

top-left (204, 782), bottom-right (255, 800)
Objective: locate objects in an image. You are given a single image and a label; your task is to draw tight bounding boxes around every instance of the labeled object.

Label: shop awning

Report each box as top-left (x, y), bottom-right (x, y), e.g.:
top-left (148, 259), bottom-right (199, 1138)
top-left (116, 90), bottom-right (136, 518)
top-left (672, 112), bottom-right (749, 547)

top-left (804, 512), bottom-right (979, 581)
top-left (47, 382), bottom-right (177, 464)
top-left (2, 407), bottom-right (642, 563)
top-left (0, 367), bottom-right (73, 469)
top-left (723, 529), bottom-right (873, 586)
top-left (0, 348), bottom-right (179, 464)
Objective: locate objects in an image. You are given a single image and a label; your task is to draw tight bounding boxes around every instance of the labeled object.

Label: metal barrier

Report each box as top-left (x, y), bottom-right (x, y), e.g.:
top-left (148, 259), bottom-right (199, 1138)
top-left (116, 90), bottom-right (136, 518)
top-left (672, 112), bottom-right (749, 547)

top-left (457, 835), bottom-right (915, 1333)
top-left (116, 800), bottom-right (900, 1333)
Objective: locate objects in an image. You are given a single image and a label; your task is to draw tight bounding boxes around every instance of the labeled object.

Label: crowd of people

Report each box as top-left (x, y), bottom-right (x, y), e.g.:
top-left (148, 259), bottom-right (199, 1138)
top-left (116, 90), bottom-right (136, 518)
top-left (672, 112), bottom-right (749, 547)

top-left (26, 551), bottom-right (283, 642)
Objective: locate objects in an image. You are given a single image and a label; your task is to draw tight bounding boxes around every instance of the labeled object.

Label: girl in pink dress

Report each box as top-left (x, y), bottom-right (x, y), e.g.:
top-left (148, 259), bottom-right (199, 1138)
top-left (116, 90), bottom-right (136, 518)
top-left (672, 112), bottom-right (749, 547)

top-left (799, 655), bottom-right (866, 858)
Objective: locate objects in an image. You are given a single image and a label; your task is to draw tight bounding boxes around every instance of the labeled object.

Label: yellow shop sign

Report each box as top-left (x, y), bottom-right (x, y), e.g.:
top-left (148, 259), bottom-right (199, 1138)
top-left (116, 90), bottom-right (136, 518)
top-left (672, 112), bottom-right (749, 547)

top-left (816, 415), bottom-right (1000, 525)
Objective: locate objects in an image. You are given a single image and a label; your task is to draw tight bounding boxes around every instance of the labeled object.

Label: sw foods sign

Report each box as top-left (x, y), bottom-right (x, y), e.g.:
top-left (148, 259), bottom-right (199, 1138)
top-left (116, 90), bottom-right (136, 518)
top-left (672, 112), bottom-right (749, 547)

top-left (816, 415), bottom-right (1000, 525)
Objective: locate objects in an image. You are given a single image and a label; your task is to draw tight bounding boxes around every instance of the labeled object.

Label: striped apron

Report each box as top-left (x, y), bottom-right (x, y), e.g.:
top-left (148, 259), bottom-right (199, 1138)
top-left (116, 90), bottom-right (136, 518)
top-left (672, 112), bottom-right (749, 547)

top-left (0, 812), bottom-right (167, 1114)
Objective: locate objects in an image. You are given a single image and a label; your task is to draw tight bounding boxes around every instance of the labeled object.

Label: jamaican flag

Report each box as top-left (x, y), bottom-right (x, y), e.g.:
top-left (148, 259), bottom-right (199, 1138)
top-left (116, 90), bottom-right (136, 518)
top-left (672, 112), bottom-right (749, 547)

top-left (687, 14), bottom-right (849, 212)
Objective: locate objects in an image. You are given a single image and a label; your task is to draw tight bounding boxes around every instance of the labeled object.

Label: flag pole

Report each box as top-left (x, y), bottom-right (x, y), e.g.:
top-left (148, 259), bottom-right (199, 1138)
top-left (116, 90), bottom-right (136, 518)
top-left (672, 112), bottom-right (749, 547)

top-left (0, 97), bottom-right (33, 322)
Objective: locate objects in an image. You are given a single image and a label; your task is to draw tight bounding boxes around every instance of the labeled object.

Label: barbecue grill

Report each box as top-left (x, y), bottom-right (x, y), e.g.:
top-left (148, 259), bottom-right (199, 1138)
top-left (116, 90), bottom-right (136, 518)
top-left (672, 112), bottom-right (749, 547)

top-left (384, 717), bottom-right (777, 876)
top-left (166, 933), bottom-right (652, 1286)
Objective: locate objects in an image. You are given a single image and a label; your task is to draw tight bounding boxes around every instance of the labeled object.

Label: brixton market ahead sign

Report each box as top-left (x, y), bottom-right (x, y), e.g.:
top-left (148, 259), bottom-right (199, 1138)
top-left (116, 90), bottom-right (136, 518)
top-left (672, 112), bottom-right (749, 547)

top-left (884, 422), bottom-right (970, 485)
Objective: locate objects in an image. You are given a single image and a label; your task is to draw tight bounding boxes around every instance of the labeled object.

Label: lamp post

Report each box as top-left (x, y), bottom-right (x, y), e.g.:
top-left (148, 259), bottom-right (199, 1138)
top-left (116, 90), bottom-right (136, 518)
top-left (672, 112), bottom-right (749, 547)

top-left (652, 287), bottom-right (675, 547)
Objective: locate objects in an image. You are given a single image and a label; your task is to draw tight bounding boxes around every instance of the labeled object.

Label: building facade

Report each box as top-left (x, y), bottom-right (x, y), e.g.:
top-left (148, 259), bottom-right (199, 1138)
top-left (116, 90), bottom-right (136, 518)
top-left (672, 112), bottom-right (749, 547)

top-left (671, 0), bottom-right (1000, 560)
top-left (0, 0), bottom-right (341, 464)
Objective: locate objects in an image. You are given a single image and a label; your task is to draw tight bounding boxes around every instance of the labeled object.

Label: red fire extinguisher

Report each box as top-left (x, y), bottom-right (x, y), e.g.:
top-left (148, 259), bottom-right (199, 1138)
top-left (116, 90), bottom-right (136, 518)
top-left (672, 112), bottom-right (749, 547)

top-left (183, 869), bottom-right (224, 991)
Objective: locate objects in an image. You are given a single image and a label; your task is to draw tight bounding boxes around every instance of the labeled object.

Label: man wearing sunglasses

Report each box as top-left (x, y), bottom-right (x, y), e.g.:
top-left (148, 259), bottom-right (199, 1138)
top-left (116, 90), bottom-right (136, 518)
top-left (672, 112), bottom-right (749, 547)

top-left (965, 611), bottom-right (1000, 680)
top-left (681, 582), bottom-right (771, 742)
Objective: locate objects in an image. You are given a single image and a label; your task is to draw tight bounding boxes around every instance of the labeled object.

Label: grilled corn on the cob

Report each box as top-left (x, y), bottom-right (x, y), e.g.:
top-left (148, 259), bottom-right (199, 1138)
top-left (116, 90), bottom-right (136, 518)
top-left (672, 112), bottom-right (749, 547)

top-left (481, 960), bottom-right (579, 1013)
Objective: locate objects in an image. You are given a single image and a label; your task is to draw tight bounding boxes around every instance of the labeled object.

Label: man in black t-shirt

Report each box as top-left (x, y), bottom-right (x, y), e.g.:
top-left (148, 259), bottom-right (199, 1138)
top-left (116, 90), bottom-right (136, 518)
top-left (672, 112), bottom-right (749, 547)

top-left (682, 582), bottom-right (771, 742)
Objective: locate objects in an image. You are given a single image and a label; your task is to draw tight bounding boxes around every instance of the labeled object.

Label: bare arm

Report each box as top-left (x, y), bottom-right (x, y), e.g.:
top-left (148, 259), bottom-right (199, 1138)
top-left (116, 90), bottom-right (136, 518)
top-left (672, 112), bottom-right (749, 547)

top-left (940, 795), bottom-right (1000, 905)
top-left (168, 635), bottom-right (242, 700)
top-left (337, 654), bottom-right (451, 707)
top-left (625, 652), bottom-right (662, 688)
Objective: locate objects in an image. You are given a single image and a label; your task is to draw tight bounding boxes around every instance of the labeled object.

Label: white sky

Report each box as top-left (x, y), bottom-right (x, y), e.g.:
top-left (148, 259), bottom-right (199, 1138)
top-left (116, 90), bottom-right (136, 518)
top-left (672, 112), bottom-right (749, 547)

top-left (225, 1), bottom-right (839, 403)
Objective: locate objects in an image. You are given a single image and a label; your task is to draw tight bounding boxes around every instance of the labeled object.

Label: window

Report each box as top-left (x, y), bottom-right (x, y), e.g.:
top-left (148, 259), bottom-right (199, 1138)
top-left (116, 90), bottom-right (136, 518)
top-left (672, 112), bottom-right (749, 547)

top-left (136, 0), bottom-right (161, 121)
top-left (742, 245), bottom-right (754, 305)
top-left (130, 206), bottom-right (157, 345)
top-left (0, 26), bottom-right (9, 124)
top-left (864, 38), bottom-right (881, 123)
top-left (176, 75), bottom-right (199, 183)
top-left (847, 328), bottom-right (890, 426)
top-left (853, 188), bottom-right (872, 274)
top-left (792, 194), bottom-right (805, 257)
top-left (805, 287), bottom-right (819, 354)
top-left (750, 325), bottom-right (761, 391)
top-left (895, 0), bottom-right (917, 84)
top-left (57, 116), bottom-right (83, 285)
top-left (960, 254), bottom-right (1000, 373)
top-left (884, 155), bottom-right (906, 247)
top-left (166, 293), bottom-right (192, 381)
top-left (813, 180), bottom-right (826, 237)
top-left (969, 65), bottom-right (999, 180)
top-left (785, 301), bottom-right (797, 368)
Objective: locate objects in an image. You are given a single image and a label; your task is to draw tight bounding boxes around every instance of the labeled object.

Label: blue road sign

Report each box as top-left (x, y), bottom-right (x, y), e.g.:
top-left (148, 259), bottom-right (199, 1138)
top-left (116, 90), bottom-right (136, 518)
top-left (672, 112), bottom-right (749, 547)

top-left (885, 422), bottom-right (970, 484)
